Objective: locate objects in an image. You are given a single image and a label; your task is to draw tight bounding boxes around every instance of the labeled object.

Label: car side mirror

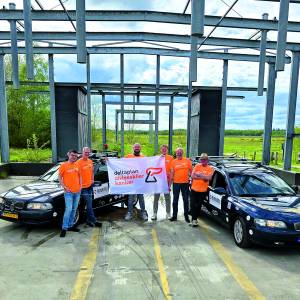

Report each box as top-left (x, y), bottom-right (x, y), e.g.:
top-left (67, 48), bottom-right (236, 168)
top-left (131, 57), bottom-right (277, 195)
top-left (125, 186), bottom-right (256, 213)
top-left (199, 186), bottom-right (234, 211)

top-left (292, 185), bottom-right (298, 193)
top-left (213, 187), bottom-right (227, 195)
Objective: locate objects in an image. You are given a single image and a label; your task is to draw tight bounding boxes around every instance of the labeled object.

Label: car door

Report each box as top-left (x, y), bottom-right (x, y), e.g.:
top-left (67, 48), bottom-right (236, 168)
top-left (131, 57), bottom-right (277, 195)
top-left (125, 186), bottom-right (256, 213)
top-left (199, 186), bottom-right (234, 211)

top-left (208, 171), bottom-right (229, 222)
top-left (92, 163), bottom-right (110, 208)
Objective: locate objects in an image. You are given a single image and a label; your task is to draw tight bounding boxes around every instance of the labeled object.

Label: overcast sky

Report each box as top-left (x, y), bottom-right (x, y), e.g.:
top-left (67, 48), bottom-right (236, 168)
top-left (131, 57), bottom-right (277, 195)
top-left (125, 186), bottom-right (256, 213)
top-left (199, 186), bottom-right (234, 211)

top-left (1, 0), bottom-right (300, 130)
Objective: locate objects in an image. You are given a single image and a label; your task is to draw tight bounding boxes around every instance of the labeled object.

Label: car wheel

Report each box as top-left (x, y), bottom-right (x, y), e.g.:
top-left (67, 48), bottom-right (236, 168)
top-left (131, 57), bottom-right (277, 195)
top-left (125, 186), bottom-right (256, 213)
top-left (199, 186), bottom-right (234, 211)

top-left (233, 217), bottom-right (251, 248)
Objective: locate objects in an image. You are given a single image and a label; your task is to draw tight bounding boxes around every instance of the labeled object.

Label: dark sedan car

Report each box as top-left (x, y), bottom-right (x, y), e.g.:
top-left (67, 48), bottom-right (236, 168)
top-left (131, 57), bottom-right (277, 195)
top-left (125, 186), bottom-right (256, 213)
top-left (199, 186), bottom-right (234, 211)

top-left (198, 159), bottom-right (300, 248)
top-left (0, 159), bottom-right (129, 226)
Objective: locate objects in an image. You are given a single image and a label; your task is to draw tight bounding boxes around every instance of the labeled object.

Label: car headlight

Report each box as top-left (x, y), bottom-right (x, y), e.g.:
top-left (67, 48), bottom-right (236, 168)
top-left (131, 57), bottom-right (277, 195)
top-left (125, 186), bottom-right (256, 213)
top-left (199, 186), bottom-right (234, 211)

top-left (254, 218), bottom-right (287, 229)
top-left (27, 203), bottom-right (53, 210)
top-left (0, 197), bottom-right (4, 204)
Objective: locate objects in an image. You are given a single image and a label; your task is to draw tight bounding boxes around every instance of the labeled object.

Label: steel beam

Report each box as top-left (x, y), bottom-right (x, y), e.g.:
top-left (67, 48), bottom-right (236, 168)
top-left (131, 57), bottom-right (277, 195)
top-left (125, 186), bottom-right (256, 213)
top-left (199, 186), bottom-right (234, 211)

top-left (23, 0), bottom-right (34, 79)
top-left (258, 13), bottom-right (268, 96)
top-left (102, 94), bottom-right (106, 147)
top-left (86, 53), bottom-right (91, 147)
top-left (155, 55), bottom-right (160, 154)
top-left (48, 53), bottom-right (57, 163)
top-left (275, 0), bottom-right (290, 71)
top-left (120, 54), bottom-right (124, 157)
top-left (0, 54), bottom-right (9, 162)
top-left (0, 46), bottom-right (291, 63)
top-left (76, 0), bottom-right (86, 63)
top-left (262, 63), bottom-right (276, 165)
top-left (168, 95), bottom-right (174, 154)
top-left (106, 101), bottom-right (170, 106)
top-left (191, 0), bottom-right (205, 37)
top-left (2, 11), bottom-right (300, 32)
top-left (284, 51), bottom-right (300, 170)
top-left (219, 54), bottom-right (228, 156)
top-left (124, 120), bottom-right (156, 124)
top-left (9, 3), bottom-right (19, 89)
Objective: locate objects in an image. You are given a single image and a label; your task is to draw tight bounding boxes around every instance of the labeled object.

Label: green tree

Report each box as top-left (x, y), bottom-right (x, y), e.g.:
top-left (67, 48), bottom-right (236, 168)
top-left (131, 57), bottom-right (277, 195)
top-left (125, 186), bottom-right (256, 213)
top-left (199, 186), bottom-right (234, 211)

top-left (5, 55), bottom-right (50, 148)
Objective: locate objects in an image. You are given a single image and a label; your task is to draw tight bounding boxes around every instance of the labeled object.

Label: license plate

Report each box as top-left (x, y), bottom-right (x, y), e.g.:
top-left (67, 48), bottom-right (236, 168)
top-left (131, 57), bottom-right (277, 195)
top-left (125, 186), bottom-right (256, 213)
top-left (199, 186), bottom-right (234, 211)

top-left (2, 212), bottom-right (18, 219)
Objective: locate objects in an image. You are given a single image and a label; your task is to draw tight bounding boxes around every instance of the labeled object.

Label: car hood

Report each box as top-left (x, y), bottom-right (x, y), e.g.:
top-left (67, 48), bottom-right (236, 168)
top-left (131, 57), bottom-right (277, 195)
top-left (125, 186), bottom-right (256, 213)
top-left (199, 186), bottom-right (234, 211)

top-left (1, 180), bottom-right (63, 201)
top-left (240, 195), bottom-right (300, 218)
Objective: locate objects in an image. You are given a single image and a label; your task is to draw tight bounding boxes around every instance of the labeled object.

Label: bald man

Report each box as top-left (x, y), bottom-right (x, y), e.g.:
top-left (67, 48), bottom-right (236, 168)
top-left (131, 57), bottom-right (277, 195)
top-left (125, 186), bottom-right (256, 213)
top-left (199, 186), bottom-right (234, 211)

top-left (77, 147), bottom-right (102, 227)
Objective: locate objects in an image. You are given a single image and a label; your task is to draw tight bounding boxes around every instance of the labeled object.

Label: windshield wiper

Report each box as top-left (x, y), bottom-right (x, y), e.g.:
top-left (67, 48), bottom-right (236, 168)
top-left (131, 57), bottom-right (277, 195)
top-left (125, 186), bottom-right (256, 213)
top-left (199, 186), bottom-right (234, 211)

top-left (238, 193), bottom-right (262, 197)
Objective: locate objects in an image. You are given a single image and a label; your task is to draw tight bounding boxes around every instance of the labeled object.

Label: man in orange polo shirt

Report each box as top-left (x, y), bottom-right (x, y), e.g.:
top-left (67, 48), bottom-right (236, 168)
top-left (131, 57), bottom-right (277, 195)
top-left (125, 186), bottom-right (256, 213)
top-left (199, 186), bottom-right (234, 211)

top-left (169, 147), bottom-right (192, 223)
top-left (124, 143), bottom-right (148, 221)
top-left (190, 153), bottom-right (214, 227)
top-left (77, 147), bottom-right (102, 228)
top-left (59, 149), bottom-right (82, 237)
top-left (151, 144), bottom-right (173, 220)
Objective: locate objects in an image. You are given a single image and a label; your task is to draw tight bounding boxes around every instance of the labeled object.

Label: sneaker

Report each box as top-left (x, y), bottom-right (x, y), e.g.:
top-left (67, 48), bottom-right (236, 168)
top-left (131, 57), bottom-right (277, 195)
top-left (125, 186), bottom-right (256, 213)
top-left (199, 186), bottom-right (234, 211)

top-left (184, 215), bottom-right (191, 223)
top-left (191, 220), bottom-right (198, 227)
top-left (151, 213), bottom-right (157, 221)
top-left (169, 216), bottom-right (177, 222)
top-left (68, 227), bottom-right (80, 232)
top-left (94, 221), bottom-right (102, 227)
top-left (60, 230), bottom-right (66, 238)
top-left (141, 210), bottom-right (148, 221)
top-left (166, 213), bottom-right (171, 220)
top-left (124, 212), bottom-right (133, 221)
top-left (86, 222), bottom-right (95, 227)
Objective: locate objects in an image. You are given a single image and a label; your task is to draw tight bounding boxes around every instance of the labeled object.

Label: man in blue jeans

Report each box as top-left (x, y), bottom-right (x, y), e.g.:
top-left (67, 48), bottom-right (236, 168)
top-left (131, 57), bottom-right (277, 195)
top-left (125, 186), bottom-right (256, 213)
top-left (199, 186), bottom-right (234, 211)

top-left (77, 147), bottom-right (102, 227)
top-left (59, 149), bottom-right (82, 237)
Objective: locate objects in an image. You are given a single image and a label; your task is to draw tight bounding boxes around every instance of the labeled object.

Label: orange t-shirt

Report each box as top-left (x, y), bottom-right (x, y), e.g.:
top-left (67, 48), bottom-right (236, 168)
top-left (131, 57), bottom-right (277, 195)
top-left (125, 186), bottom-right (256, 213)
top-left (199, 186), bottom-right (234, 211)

top-left (164, 154), bottom-right (174, 174)
top-left (77, 158), bottom-right (93, 188)
top-left (191, 164), bottom-right (214, 192)
top-left (59, 161), bottom-right (81, 193)
top-left (170, 158), bottom-right (192, 183)
top-left (125, 153), bottom-right (145, 158)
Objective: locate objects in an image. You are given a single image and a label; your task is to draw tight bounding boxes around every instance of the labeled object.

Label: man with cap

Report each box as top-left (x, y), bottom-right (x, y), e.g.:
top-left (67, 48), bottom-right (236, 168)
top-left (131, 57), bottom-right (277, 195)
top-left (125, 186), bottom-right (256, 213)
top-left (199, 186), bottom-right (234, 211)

top-left (190, 153), bottom-right (214, 227)
top-left (169, 147), bottom-right (193, 223)
top-left (124, 143), bottom-right (148, 221)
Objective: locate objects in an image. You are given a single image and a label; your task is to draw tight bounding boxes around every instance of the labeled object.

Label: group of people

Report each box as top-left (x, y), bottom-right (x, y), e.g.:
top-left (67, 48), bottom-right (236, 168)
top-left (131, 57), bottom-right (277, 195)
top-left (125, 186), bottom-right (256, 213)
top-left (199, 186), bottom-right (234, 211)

top-left (58, 143), bottom-right (214, 238)
top-left (58, 147), bottom-right (102, 238)
top-left (124, 143), bottom-right (214, 227)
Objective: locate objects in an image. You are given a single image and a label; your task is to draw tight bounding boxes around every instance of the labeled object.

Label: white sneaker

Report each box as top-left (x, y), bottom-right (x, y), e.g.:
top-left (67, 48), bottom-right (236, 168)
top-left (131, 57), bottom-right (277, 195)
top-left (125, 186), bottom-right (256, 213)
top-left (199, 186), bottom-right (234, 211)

top-left (151, 213), bottom-right (157, 221)
top-left (124, 212), bottom-right (133, 221)
top-left (141, 210), bottom-right (148, 221)
top-left (191, 220), bottom-right (198, 227)
top-left (166, 213), bottom-right (171, 220)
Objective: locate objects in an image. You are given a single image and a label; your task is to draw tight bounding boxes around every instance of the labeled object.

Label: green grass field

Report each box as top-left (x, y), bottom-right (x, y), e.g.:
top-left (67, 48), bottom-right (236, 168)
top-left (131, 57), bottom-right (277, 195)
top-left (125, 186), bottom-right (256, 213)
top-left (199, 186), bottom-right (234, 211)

top-left (4, 129), bottom-right (300, 171)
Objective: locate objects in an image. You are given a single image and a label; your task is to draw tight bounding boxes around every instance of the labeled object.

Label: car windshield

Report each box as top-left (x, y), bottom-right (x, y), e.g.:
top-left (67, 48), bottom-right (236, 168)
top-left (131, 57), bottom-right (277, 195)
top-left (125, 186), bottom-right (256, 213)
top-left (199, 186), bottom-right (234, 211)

top-left (229, 172), bottom-right (295, 197)
top-left (39, 165), bottom-right (60, 182)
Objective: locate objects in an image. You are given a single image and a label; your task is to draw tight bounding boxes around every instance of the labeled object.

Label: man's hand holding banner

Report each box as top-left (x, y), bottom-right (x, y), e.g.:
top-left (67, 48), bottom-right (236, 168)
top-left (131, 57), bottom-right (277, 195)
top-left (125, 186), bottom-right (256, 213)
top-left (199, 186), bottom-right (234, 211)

top-left (107, 156), bottom-right (169, 194)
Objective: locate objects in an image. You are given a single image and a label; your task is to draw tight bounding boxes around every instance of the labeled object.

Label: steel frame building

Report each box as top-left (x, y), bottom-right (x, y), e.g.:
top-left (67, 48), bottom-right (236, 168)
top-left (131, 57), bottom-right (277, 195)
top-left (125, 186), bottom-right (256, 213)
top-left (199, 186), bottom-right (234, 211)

top-left (0, 0), bottom-right (299, 170)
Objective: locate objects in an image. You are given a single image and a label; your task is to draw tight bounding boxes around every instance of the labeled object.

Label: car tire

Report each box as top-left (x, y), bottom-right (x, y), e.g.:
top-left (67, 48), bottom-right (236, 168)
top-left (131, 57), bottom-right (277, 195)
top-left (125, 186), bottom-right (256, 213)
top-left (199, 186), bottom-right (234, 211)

top-left (233, 217), bottom-right (251, 248)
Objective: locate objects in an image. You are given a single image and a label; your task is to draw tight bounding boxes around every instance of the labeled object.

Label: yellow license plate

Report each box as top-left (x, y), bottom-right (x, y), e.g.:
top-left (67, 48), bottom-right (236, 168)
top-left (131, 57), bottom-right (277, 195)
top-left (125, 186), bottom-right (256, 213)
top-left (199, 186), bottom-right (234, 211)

top-left (2, 212), bottom-right (18, 219)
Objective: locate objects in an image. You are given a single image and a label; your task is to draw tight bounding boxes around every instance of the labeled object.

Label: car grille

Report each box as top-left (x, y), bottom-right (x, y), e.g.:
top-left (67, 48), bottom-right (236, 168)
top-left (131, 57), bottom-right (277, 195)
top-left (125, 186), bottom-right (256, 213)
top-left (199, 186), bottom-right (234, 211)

top-left (3, 199), bottom-right (25, 212)
top-left (294, 222), bottom-right (300, 231)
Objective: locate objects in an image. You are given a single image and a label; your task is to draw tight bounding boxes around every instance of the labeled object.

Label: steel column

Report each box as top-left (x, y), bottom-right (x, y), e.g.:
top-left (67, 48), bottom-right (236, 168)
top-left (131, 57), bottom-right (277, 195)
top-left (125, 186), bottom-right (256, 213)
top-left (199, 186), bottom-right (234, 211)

top-left (186, 80), bottom-right (192, 156)
top-left (262, 63), bottom-right (276, 165)
top-left (275, 0), bottom-right (290, 71)
top-left (115, 111), bottom-right (118, 143)
top-left (168, 95), bottom-right (174, 154)
top-left (258, 13), bottom-right (268, 96)
top-left (149, 111), bottom-right (153, 144)
top-left (23, 0), bottom-right (34, 79)
top-left (48, 53), bottom-right (57, 163)
top-left (0, 55), bottom-right (9, 162)
top-left (86, 53), bottom-right (91, 147)
top-left (155, 55), bottom-right (160, 154)
top-left (120, 54), bottom-right (125, 157)
top-left (190, 35), bottom-right (198, 82)
top-left (102, 94), bottom-right (106, 147)
top-left (219, 54), bottom-right (229, 156)
top-left (284, 51), bottom-right (300, 170)
top-left (76, 0), bottom-right (86, 63)
top-left (191, 0), bottom-right (205, 36)
top-left (9, 3), bottom-right (19, 89)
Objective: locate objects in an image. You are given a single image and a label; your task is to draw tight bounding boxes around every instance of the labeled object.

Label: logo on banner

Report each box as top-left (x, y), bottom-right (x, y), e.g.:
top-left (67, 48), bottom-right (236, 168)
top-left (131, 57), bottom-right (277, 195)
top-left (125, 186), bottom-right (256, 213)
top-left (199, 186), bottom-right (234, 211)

top-left (145, 167), bottom-right (163, 183)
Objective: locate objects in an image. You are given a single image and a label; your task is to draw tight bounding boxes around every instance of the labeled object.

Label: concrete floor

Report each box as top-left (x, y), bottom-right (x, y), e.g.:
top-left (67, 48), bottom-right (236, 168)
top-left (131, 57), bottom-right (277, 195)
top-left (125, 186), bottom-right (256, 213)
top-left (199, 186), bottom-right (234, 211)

top-left (0, 177), bottom-right (300, 300)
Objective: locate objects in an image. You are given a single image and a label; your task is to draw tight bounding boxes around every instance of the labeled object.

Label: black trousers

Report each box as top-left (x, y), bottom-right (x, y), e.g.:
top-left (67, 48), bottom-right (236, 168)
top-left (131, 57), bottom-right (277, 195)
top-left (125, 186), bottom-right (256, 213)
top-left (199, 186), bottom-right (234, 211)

top-left (190, 190), bottom-right (207, 221)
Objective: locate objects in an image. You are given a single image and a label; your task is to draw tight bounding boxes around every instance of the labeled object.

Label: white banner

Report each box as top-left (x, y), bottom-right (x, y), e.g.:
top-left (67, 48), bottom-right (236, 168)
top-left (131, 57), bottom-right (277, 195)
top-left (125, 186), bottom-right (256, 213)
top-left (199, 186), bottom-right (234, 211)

top-left (107, 156), bottom-right (169, 194)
